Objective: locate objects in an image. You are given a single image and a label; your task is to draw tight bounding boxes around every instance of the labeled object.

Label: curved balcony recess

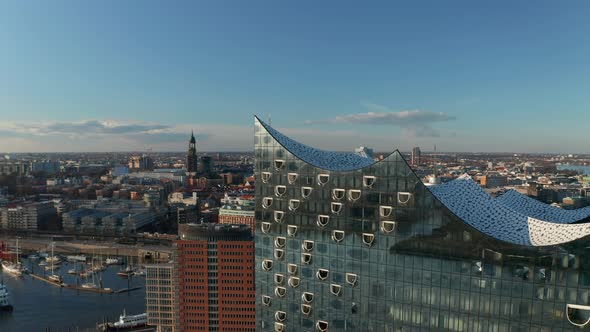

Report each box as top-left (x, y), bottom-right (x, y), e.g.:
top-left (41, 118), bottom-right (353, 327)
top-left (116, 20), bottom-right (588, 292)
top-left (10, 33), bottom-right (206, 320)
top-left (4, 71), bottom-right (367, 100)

top-left (261, 222), bottom-right (272, 234)
top-left (381, 221), bottom-right (396, 234)
top-left (287, 264), bottom-right (298, 275)
top-left (348, 190), bottom-right (361, 202)
top-left (332, 188), bottom-right (345, 201)
top-left (566, 304), bottom-right (590, 327)
top-left (288, 173), bottom-right (299, 184)
top-left (301, 304), bottom-right (312, 316)
top-left (274, 159), bottom-right (285, 170)
top-left (332, 230), bottom-right (345, 243)
top-left (288, 199), bottom-right (301, 211)
top-left (261, 172), bottom-right (272, 183)
top-left (262, 197), bottom-right (273, 209)
top-left (287, 225), bottom-right (298, 237)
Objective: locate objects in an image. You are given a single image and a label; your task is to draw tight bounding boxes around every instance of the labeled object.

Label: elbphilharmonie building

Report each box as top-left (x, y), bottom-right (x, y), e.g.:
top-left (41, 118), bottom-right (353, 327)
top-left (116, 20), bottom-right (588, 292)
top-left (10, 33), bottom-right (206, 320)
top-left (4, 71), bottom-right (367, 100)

top-left (254, 116), bottom-right (590, 331)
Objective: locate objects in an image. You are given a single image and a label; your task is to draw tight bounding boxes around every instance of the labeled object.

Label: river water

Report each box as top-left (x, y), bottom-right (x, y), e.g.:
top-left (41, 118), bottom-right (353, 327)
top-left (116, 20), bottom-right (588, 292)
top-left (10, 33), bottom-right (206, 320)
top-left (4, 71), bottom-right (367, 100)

top-left (0, 258), bottom-right (146, 332)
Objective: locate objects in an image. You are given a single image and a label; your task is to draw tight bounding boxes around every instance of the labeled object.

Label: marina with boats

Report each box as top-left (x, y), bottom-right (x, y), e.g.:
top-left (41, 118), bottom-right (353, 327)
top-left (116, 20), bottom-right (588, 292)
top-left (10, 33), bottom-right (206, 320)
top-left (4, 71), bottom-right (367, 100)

top-left (0, 241), bottom-right (151, 331)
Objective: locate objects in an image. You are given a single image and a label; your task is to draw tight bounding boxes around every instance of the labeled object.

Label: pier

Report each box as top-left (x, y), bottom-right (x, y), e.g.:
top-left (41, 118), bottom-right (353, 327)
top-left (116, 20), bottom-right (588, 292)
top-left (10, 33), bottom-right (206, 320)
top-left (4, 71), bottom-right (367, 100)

top-left (27, 272), bottom-right (145, 294)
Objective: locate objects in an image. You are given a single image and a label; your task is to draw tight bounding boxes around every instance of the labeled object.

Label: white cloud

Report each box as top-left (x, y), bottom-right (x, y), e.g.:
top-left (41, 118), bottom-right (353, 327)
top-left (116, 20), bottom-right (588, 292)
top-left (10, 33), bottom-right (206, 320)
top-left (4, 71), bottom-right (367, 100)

top-left (306, 102), bottom-right (456, 138)
top-left (0, 120), bottom-right (210, 152)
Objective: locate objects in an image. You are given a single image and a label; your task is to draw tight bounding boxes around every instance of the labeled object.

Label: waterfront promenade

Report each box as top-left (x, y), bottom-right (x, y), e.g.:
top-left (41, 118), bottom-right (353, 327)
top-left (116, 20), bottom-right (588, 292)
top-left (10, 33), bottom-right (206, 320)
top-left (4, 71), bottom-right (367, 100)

top-left (0, 236), bottom-right (172, 262)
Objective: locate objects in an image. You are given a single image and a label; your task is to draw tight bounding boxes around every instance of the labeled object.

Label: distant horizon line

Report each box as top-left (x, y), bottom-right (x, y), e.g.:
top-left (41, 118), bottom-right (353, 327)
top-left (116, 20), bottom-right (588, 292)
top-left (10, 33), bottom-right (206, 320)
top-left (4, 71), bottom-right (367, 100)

top-left (1, 150), bottom-right (590, 156)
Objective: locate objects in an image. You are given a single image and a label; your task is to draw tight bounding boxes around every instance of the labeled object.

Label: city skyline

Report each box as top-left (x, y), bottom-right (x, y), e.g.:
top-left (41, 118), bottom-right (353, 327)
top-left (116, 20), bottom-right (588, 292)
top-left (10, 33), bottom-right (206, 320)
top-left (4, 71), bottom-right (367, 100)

top-left (2, 1), bottom-right (590, 153)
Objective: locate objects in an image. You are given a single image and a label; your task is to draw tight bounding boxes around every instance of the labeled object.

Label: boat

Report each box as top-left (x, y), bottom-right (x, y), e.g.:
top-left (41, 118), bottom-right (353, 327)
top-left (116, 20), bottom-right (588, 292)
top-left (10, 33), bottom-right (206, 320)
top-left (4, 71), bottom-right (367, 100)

top-left (38, 260), bottom-right (47, 266)
top-left (1, 238), bottom-right (26, 276)
top-left (81, 282), bottom-right (99, 289)
top-left (117, 256), bottom-right (135, 278)
top-left (28, 254), bottom-right (40, 260)
top-left (117, 265), bottom-right (134, 278)
top-left (81, 260), bottom-right (100, 289)
top-left (105, 257), bottom-right (122, 265)
top-left (0, 284), bottom-right (13, 311)
top-left (45, 256), bottom-right (61, 264)
top-left (68, 259), bottom-right (79, 274)
top-left (112, 310), bottom-right (147, 329)
top-left (133, 268), bottom-right (146, 277)
top-left (48, 274), bottom-right (63, 283)
top-left (47, 241), bottom-right (62, 284)
top-left (66, 255), bottom-right (87, 262)
top-left (92, 263), bottom-right (106, 272)
top-left (44, 263), bottom-right (60, 271)
top-left (80, 269), bottom-right (93, 278)
top-left (1, 261), bottom-right (24, 277)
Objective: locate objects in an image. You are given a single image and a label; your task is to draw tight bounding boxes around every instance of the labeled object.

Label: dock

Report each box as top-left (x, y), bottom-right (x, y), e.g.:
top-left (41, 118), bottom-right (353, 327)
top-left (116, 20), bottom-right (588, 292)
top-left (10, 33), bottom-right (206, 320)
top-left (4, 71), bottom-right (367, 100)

top-left (116, 286), bottom-right (142, 294)
top-left (29, 272), bottom-right (115, 294)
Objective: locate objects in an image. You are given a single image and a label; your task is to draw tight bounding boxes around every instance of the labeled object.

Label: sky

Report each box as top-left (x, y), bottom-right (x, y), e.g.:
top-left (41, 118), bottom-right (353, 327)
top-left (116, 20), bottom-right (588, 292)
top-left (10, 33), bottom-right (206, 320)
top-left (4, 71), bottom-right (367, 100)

top-left (0, 1), bottom-right (589, 153)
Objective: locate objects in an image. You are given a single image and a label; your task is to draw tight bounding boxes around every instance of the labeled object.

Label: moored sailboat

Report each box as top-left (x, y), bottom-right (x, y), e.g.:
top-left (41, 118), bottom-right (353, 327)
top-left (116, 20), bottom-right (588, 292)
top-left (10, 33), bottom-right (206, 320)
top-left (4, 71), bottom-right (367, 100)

top-left (1, 238), bottom-right (26, 277)
top-left (47, 241), bottom-right (62, 284)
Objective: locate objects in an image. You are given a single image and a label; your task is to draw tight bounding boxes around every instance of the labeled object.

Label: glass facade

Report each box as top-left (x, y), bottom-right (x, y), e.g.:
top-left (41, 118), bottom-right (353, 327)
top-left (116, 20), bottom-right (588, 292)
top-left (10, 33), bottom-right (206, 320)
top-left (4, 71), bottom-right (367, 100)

top-left (254, 117), bottom-right (590, 331)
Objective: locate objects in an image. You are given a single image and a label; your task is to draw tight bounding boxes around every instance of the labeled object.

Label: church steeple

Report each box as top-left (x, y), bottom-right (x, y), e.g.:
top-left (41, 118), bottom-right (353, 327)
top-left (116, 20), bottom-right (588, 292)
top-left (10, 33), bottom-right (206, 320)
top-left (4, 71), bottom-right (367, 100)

top-left (187, 130), bottom-right (197, 174)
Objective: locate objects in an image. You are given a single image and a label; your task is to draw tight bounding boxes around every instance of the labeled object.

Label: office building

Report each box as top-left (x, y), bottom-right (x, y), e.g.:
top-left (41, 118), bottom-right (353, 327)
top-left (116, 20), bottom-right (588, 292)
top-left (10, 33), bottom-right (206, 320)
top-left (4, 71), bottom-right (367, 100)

top-left (219, 198), bottom-right (256, 234)
top-left (0, 160), bottom-right (29, 176)
top-left (480, 174), bottom-right (509, 188)
top-left (176, 205), bottom-right (199, 225)
top-left (129, 154), bottom-right (154, 170)
top-left (62, 200), bottom-right (158, 235)
top-left (30, 160), bottom-right (61, 174)
top-left (254, 116), bottom-right (590, 331)
top-left (146, 263), bottom-right (179, 332)
top-left (177, 223), bottom-right (255, 332)
top-left (199, 156), bottom-right (213, 176)
top-left (411, 146), bottom-right (421, 166)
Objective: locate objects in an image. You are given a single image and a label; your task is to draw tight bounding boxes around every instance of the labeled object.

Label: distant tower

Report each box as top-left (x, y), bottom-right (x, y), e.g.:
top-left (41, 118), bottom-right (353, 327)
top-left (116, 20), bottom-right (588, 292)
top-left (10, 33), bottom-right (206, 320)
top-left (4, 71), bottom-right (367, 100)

top-left (199, 156), bottom-right (213, 177)
top-left (411, 146), bottom-right (422, 166)
top-left (187, 130), bottom-right (198, 176)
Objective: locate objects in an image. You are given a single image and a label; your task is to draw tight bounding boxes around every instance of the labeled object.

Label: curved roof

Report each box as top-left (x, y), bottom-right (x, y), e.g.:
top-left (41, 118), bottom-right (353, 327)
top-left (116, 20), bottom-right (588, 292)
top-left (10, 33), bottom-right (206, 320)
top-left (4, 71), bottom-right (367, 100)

top-left (428, 175), bottom-right (590, 246)
top-left (256, 116), bottom-right (590, 247)
top-left (256, 117), bottom-right (375, 171)
top-left (428, 175), bottom-right (532, 245)
top-left (496, 189), bottom-right (590, 224)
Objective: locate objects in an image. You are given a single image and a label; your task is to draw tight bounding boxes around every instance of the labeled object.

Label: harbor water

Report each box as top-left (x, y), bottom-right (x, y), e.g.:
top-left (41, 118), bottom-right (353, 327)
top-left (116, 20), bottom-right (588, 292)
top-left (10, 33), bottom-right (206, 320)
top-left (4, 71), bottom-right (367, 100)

top-left (0, 258), bottom-right (146, 331)
top-left (557, 164), bottom-right (590, 174)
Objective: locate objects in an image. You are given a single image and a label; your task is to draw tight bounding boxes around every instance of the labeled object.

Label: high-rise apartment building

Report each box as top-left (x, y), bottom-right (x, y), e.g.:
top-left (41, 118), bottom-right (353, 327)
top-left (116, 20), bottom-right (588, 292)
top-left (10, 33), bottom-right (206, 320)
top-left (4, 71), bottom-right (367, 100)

top-left (254, 116), bottom-right (590, 331)
top-left (129, 155), bottom-right (154, 170)
top-left (411, 146), bottom-right (421, 166)
top-left (177, 223), bottom-right (255, 332)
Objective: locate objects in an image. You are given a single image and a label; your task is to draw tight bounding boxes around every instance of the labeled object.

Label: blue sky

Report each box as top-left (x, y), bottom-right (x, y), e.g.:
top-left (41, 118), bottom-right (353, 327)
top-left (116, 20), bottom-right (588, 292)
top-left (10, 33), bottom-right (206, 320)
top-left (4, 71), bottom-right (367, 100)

top-left (0, 1), bottom-right (589, 153)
